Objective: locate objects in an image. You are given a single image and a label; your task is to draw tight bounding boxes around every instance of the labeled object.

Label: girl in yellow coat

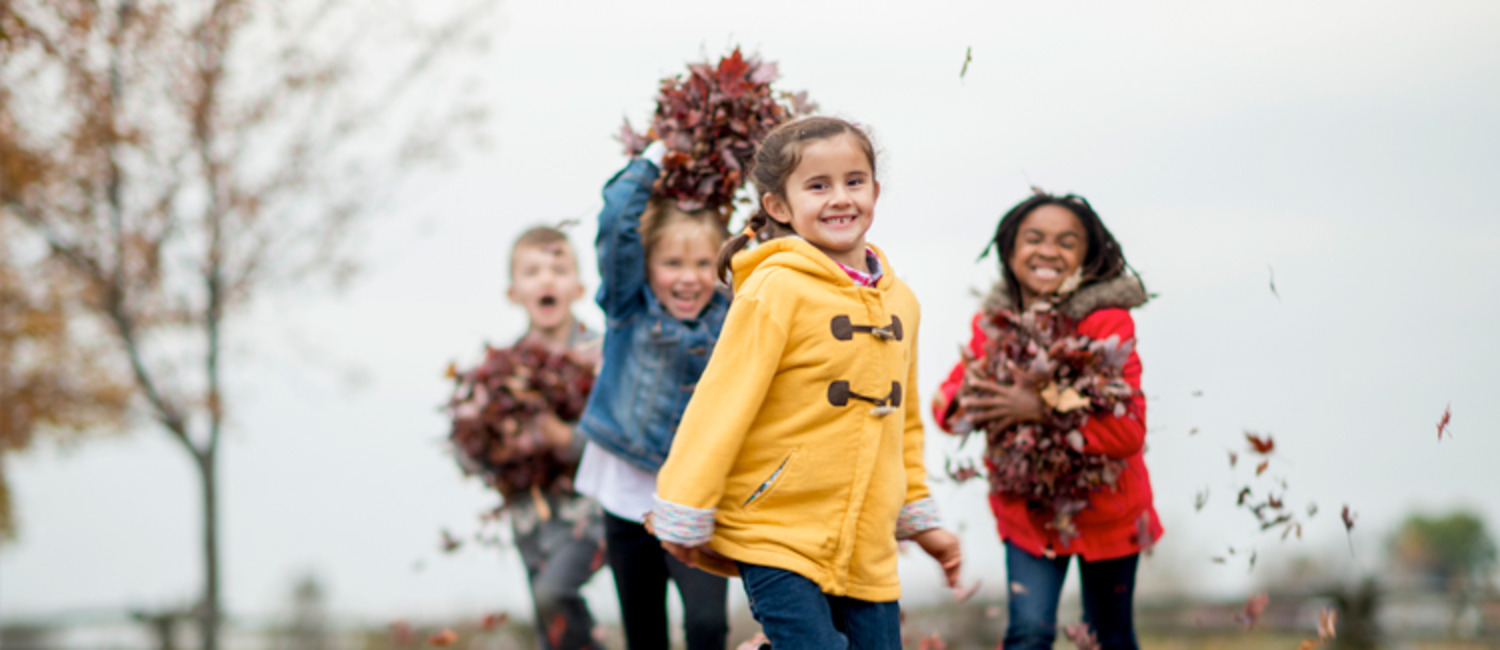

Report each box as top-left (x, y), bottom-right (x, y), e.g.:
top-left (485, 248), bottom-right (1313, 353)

top-left (650, 116), bottom-right (962, 650)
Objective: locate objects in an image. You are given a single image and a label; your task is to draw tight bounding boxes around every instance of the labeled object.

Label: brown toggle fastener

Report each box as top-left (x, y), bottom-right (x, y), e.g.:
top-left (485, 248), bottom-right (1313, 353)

top-left (830, 315), bottom-right (903, 341)
top-left (827, 381), bottom-right (903, 416)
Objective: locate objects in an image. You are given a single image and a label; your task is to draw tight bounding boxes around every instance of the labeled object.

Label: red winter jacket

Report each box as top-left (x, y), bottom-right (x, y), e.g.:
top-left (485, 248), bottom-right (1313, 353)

top-left (933, 306), bottom-right (1162, 561)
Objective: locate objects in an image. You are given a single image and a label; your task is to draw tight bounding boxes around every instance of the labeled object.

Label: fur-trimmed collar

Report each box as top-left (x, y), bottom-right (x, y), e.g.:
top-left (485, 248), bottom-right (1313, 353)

top-left (982, 273), bottom-right (1149, 320)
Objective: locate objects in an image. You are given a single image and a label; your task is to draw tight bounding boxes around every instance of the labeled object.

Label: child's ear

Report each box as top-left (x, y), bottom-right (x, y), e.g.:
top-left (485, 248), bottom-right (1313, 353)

top-left (566, 280), bottom-right (585, 303)
top-left (764, 192), bottom-right (792, 226)
top-left (505, 283), bottom-right (523, 305)
top-left (873, 180), bottom-right (881, 203)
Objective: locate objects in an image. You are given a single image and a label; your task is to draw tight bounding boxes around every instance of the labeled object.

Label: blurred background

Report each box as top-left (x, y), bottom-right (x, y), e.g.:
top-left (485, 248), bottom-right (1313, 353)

top-left (2, 1), bottom-right (1497, 648)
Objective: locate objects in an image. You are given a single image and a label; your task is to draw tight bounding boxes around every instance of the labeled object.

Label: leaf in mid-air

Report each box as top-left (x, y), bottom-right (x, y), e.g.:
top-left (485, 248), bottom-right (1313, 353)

top-left (1437, 403), bottom-right (1452, 440)
top-left (1245, 431), bottom-right (1275, 455)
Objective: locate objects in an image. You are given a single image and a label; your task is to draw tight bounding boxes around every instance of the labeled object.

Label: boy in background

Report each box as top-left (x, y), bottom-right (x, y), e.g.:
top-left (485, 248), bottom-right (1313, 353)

top-left (504, 225), bottom-right (604, 650)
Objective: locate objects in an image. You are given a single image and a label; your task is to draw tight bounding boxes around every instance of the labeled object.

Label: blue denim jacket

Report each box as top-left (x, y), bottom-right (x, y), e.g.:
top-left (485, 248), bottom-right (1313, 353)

top-left (575, 157), bottom-right (731, 473)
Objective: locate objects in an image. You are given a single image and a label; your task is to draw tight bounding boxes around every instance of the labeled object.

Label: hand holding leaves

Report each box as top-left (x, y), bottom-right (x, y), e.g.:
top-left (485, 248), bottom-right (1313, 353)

top-left (959, 375), bottom-right (1046, 432)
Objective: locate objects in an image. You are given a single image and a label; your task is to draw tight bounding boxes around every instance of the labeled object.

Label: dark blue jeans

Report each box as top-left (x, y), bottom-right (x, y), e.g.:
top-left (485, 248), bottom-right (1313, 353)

top-left (1003, 541), bottom-right (1140, 650)
top-left (737, 562), bottom-right (901, 650)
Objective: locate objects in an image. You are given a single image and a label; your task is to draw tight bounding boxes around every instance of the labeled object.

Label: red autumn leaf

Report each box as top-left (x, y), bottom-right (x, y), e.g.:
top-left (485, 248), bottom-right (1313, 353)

top-left (1437, 403), bottom-right (1452, 440)
top-left (1228, 451), bottom-right (1238, 468)
top-left (427, 629), bottom-right (458, 646)
top-left (440, 529), bottom-right (462, 554)
top-left (1237, 486), bottom-right (1253, 506)
top-left (1236, 592), bottom-right (1270, 630)
top-left (547, 614), bottom-right (567, 647)
top-left (480, 612), bottom-right (510, 630)
top-left (917, 632), bottom-right (948, 650)
top-left (1063, 623), bottom-right (1101, 650)
top-left (1245, 431), bottom-right (1275, 455)
top-left (1267, 494), bottom-right (1284, 509)
top-left (1255, 460), bottom-right (1270, 476)
top-left (446, 341), bottom-right (596, 499)
top-left (615, 48), bottom-right (815, 219)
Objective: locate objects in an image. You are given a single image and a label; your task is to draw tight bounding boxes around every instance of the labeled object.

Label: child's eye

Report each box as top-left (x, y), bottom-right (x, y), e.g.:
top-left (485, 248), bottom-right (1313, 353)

top-left (848, 178), bottom-right (864, 187)
top-left (809, 182), bottom-right (827, 191)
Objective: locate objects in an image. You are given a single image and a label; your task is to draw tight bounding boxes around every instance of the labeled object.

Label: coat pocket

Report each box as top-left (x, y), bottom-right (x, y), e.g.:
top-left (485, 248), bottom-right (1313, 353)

top-left (743, 450), bottom-right (797, 509)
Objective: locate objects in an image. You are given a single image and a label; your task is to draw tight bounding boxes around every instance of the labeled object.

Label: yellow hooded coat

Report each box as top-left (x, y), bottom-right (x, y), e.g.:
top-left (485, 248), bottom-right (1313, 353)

top-left (653, 238), bottom-right (936, 602)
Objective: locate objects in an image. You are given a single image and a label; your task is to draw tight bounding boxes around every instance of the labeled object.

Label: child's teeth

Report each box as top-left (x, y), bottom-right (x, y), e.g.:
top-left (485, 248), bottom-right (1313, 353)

top-left (1034, 268), bottom-right (1059, 279)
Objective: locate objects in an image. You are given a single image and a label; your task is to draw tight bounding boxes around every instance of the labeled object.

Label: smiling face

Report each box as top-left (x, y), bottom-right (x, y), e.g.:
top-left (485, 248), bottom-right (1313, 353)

top-left (647, 221), bottom-right (721, 320)
top-left (1007, 204), bottom-right (1089, 304)
top-left (508, 242), bottom-right (585, 334)
top-left (764, 133), bottom-right (880, 270)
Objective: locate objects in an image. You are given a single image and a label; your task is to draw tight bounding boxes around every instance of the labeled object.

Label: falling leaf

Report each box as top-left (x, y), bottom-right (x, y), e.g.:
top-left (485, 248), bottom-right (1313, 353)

top-left (1267, 494), bottom-right (1284, 509)
top-left (1436, 403), bottom-right (1452, 440)
top-left (918, 632), bottom-right (948, 650)
top-left (1307, 502), bottom-right (1319, 518)
top-left (1318, 607), bottom-right (1338, 642)
top-left (1236, 592), bottom-right (1270, 630)
top-left (1189, 427), bottom-right (1200, 436)
top-left (1248, 550), bottom-right (1257, 572)
top-left (444, 361), bottom-right (458, 379)
top-left (1245, 431), bottom-right (1275, 455)
top-left (952, 579), bottom-right (982, 603)
top-left (1194, 487), bottom-right (1209, 512)
top-left (440, 529), bottom-right (462, 553)
top-left (480, 612), bottom-right (510, 630)
top-left (959, 46), bottom-right (973, 79)
top-left (1268, 265), bottom-right (1280, 301)
top-left (1191, 390), bottom-right (1203, 397)
top-left (1237, 487), bottom-right (1253, 506)
top-left (1212, 556), bottom-right (1227, 564)
top-left (547, 614), bottom-right (567, 647)
top-left (1229, 451), bottom-right (1239, 468)
top-left (1063, 623), bottom-right (1101, 650)
top-left (428, 629), bottom-right (458, 646)
top-left (1255, 460), bottom-right (1270, 476)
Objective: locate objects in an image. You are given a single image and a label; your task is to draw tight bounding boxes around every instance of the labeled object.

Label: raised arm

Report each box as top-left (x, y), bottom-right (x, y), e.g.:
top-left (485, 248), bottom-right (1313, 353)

top-left (594, 142), bottom-right (666, 318)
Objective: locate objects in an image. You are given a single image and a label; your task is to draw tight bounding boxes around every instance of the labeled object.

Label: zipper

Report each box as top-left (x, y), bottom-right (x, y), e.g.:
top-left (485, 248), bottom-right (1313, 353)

top-left (743, 454), bottom-right (793, 507)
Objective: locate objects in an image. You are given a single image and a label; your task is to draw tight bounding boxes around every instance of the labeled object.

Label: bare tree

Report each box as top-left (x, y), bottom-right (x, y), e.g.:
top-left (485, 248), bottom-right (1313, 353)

top-left (0, 1), bottom-right (491, 647)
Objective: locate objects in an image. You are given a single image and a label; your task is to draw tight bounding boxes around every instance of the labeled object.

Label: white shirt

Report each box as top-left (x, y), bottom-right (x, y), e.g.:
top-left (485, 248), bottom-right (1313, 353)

top-left (575, 442), bottom-right (658, 523)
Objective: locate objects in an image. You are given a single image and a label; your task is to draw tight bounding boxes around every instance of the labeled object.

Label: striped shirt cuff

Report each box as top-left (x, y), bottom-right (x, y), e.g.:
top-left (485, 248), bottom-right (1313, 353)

top-left (896, 497), bottom-right (941, 540)
top-left (651, 495), bottom-right (716, 546)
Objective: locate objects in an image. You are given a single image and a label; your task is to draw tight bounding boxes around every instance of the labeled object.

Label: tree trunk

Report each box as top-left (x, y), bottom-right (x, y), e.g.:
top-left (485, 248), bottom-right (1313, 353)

top-left (197, 449), bottom-right (220, 650)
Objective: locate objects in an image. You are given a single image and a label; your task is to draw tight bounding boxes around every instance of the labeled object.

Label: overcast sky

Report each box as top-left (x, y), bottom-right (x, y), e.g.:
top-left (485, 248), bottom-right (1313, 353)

top-left (4, 0), bottom-right (1499, 630)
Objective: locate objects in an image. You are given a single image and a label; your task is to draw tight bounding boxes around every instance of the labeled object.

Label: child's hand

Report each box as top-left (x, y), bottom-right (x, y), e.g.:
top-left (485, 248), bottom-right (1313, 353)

top-left (531, 411), bottom-right (573, 449)
top-left (911, 528), bottom-right (963, 587)
top-left (960, 377), bottom-right (1046, 431)
top-left (661, 540), bottom-right (700, 569)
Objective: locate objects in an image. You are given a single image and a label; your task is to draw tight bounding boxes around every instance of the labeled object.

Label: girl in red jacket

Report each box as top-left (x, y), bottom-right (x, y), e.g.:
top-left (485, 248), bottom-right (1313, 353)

top-left (932, 192), bottom-right (1160, 650)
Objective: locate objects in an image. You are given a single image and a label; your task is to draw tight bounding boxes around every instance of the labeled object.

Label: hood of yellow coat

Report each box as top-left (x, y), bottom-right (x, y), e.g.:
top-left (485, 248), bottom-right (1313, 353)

top-left (730, 237), bottom-right (896, 295)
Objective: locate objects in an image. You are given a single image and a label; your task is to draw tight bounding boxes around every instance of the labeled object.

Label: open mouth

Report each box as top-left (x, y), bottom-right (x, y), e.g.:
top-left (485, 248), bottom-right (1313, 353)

top-left (821, 215), bottom-right (857, 226)
top-left (538, 295), bottom-right (558, 308)
top-left (1031, 268), bottom-right (1061, 280)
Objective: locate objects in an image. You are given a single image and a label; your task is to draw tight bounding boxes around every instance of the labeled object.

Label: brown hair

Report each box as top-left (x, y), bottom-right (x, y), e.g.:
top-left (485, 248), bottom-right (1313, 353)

top-left (714, 116), bottom-right (877, 282)
top-left (640, 198), bottom-right (729, 261)
top-left (509, 225), bottom-right (576, 279)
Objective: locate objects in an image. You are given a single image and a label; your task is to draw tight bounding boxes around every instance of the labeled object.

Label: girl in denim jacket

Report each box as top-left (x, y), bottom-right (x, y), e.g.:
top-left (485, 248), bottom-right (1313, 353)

top-left (573, 140), bottom-right (733, 650)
